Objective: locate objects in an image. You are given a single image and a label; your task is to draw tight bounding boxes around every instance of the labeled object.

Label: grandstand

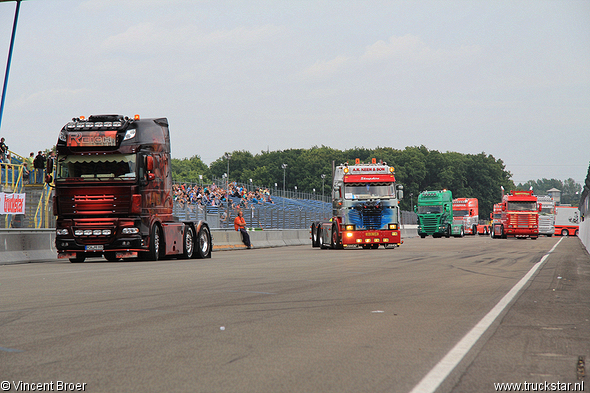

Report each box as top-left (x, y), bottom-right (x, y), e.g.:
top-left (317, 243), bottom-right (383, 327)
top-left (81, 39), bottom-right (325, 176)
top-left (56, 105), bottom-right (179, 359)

top-left (173, 194), bottom-right (331, 230)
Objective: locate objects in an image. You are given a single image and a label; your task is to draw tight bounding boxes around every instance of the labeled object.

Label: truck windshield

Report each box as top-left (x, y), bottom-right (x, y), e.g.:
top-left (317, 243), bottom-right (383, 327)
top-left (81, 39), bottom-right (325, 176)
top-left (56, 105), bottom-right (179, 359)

top-left (344, 183), bottom-right (395, 199)
top-left (507, 201), bottom-right (537, 211)
top-left (453, 210), bottom-right (469, 217)
top-left (56, 154), bottom-right (136, 181)
top-left (540, 206), bottom-right (554, 215)
top-left (417, 205), bottom-right (443, 214)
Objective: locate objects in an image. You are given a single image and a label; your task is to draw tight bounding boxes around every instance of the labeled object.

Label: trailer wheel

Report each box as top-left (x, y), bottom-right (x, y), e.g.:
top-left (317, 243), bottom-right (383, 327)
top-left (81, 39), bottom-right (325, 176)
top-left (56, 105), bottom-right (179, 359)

top-left (70, 253), bottom-right (85, 263)
top-left (196, 225), bottom-right (212, 259)
top-left (561, 229), bottom-right (568, 237)
top-left (148, 224), bottom-right (162, 261)
top-left (182, 225), bottom-right (195, 259)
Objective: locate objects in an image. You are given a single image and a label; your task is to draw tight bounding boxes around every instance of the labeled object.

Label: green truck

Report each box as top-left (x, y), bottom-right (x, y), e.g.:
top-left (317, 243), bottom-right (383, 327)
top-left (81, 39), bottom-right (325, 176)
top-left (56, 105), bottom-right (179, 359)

top-left (414, 190), bottom-right (464, 238)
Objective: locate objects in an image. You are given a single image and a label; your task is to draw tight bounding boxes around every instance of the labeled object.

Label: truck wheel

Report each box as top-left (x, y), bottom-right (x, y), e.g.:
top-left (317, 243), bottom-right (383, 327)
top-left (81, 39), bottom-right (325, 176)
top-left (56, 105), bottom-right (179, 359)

top-left (561, 229), bottom-right (568, 237)
top-left (420, 234), bottom-right (426, 239)
top-left (575, 230), bottom-right (579, 236)
top-left (148, 224), bottom-right (162, 261)
top-left (445, 225), bottom-right (451, 238)
top-left (311, 224), bottom-right (319, 248)
top-left (70, 253), bottom-right (85, 263)
top-left (196, 226), bottom-right (212, 259)
top-left (472, 225), bottom-right (477, 235)
top-left (182, 225), bottom-right (195, 259)
top-left (319, 228), bottom-right (327, 249)
top-left (331, 224), bottom-right (343, 249)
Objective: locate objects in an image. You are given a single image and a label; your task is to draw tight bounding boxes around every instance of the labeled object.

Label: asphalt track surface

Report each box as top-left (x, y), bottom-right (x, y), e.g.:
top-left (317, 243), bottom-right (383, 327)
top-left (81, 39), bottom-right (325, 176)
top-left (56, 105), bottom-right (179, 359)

top-left (0, 235), bottom-right (588, 393)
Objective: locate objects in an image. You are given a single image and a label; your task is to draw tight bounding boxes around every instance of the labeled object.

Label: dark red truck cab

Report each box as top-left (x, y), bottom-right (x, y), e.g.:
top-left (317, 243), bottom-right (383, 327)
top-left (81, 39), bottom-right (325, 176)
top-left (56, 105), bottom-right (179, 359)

top-left (50, 114), bottom-right (211, 262)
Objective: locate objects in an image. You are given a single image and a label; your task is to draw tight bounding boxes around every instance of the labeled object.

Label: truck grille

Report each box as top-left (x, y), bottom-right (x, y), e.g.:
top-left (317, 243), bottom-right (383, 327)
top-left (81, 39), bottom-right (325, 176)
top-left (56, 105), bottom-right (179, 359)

top-left (61, 194), bottom-right (131, 215)
top-left (421, 215), bottom-right (439, 233)
top-left (510, 213), bottom-right (536, 228)
top-left (349, 203), bottom-right (388, 230)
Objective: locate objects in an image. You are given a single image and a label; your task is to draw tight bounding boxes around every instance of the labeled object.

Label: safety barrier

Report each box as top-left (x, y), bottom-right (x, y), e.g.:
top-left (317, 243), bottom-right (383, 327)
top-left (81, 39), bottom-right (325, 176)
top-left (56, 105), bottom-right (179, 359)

top-left (0, 225), bottom-right (419, 264)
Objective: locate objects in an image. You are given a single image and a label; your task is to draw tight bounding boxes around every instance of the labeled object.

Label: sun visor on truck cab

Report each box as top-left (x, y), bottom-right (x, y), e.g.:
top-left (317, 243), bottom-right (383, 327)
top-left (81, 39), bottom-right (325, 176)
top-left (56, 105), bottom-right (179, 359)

top-left (343, 174), bottom-right (395, 183)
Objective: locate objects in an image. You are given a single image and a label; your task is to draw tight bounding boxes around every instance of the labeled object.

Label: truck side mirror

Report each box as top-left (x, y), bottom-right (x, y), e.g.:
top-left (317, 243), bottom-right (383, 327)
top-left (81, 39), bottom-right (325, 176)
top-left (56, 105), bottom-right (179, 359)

top-left (146, 155), bottom-right (154, 171)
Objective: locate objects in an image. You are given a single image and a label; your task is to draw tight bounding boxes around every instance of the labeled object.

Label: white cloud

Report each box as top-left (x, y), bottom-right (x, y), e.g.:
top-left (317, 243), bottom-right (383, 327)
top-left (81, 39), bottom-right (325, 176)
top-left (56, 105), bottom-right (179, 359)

top-left (100, 23), bottom-right (285, 54)
top-left (302, 56), bottom-right (350, 79)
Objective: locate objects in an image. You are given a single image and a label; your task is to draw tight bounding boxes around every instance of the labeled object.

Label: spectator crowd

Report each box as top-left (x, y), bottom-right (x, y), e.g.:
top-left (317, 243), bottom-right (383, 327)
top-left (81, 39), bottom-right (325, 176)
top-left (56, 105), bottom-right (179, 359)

top-left (0, 135), bottom-right (54, 184)
top-left (173, 182), bottom-right (274, 211)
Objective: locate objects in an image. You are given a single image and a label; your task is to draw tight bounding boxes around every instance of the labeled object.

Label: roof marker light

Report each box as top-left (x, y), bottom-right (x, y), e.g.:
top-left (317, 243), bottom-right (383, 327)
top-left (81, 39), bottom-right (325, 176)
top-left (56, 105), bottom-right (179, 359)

top-left (134, 114), bottom-right (140, 120)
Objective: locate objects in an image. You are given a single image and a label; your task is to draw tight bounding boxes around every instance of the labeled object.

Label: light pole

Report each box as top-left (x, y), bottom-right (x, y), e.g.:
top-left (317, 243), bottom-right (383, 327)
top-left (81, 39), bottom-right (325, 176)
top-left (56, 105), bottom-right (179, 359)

top-left (282, 163), bottom-right (288, 198)
top-left (224, 152), bottom-right (232, 187)
top-left (321, 174), bottom-right (326, 217)
top-left (281, 163), bottom-right (288, 209)
top-left (224, 153), bottom-right (231, 228)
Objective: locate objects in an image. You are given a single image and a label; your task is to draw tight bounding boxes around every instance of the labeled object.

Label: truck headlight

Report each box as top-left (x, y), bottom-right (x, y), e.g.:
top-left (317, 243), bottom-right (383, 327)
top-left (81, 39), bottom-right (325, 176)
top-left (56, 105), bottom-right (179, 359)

top-left (56, 228), bottom-right (69, 236)
top-left (122, 227), bottom-right (140, 234)
top-left (388, 224), bottom-right (397, 230)
top-left (345, 224), bottom-right (355, 231)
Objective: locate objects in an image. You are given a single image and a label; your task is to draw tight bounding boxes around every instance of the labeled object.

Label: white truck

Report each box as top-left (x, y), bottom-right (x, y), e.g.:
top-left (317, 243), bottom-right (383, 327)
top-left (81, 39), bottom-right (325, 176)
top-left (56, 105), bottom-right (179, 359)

top-left (536, 195), bottom-right (555, 236)
top-left (554, 206), bottom-right (580, 236)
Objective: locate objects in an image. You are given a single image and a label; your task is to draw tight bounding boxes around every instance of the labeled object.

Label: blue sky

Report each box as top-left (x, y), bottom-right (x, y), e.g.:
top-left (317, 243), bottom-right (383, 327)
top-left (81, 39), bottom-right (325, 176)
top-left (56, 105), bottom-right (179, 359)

top-left (0, 0), bottom-right (588, 185)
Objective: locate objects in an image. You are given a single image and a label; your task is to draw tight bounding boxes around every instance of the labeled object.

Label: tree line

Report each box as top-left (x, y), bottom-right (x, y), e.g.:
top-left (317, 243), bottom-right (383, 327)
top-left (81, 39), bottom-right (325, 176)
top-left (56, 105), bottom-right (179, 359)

top-left (171, 145), bottom-right (582, 217)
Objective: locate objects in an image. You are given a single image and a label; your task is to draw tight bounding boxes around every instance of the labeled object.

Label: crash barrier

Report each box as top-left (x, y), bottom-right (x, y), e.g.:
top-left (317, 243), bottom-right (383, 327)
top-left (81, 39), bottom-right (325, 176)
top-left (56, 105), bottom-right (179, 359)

top-left (0, 225), bottom-right (419, 264)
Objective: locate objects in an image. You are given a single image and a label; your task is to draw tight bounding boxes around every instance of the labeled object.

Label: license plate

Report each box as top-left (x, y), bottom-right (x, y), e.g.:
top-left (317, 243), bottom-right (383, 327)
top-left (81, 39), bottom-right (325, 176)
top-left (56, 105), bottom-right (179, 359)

top-left (85, 244), bottom-right (104, 251)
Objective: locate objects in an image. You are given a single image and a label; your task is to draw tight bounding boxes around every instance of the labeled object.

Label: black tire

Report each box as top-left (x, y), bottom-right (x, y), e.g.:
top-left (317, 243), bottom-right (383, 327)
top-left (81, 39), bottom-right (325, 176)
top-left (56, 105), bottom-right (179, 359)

top-left (472, 225), bottom-right (477, 235)
top-left (196, 225), bottom-right (212, 259)
top-left (445, 225), bottom-right (451, 238)
top-left (331, 224), bottom-right (343, 249)
top-left (70, 253), bottom-right (86, 263)
top-left (420, 234), bottom-right (426, 239)
top-left (319, 228), bottom-right (328, 249)
top-left (575, 230), bottom-right (579, 236)
top-left (104, 251), bottom-right (121, 262)
top-left (561, 229), bottom-right (568, 237)
top-left (148, 224), bottom-right (162, 261)
top-left (182, 225), bottom-right (195, 259)
top-left (311, 223), bottom-right (319, 248)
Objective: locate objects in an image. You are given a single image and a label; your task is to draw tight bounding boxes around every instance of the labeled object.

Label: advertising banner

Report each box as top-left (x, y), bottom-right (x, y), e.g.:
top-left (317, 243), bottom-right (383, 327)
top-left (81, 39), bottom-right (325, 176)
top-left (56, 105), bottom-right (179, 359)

top-left (0, 193), bottom-right (26, 214)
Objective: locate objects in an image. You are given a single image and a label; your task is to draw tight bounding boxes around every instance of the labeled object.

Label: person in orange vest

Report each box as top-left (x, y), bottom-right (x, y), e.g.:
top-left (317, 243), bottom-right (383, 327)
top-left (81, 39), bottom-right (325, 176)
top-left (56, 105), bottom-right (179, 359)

top-left (234, 210), bottom-right (252, 249)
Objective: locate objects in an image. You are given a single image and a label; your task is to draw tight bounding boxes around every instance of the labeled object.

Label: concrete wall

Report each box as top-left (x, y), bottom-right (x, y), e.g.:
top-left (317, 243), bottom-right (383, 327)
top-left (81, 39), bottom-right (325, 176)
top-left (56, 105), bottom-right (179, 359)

top-left (0, 225), bottom-right (419, 264)
top-left (579, 216), bottom-right (590, 255)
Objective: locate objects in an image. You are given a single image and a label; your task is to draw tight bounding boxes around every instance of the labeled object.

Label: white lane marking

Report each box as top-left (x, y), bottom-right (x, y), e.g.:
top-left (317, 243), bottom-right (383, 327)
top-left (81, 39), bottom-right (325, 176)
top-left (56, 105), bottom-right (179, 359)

top-left (409, 237), bottom-right (564, 393)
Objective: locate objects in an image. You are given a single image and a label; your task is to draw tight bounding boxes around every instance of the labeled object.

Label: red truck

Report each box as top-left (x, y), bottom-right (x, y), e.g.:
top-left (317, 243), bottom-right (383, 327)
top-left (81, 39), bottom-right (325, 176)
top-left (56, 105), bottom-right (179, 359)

top-left (489, 203), bottom-right (502, 238)
top-left (452, 198), bottom-right (479, 235)
top-left (491, 190), bottom-right (540, 239)
top-left (49, 114), bottom-right (212, 262)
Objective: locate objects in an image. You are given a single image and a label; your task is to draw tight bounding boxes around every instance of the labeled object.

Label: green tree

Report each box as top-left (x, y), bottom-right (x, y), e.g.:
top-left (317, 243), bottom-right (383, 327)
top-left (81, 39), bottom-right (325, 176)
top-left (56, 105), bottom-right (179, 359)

top-left (171, 155), bottom-right (209, 183)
